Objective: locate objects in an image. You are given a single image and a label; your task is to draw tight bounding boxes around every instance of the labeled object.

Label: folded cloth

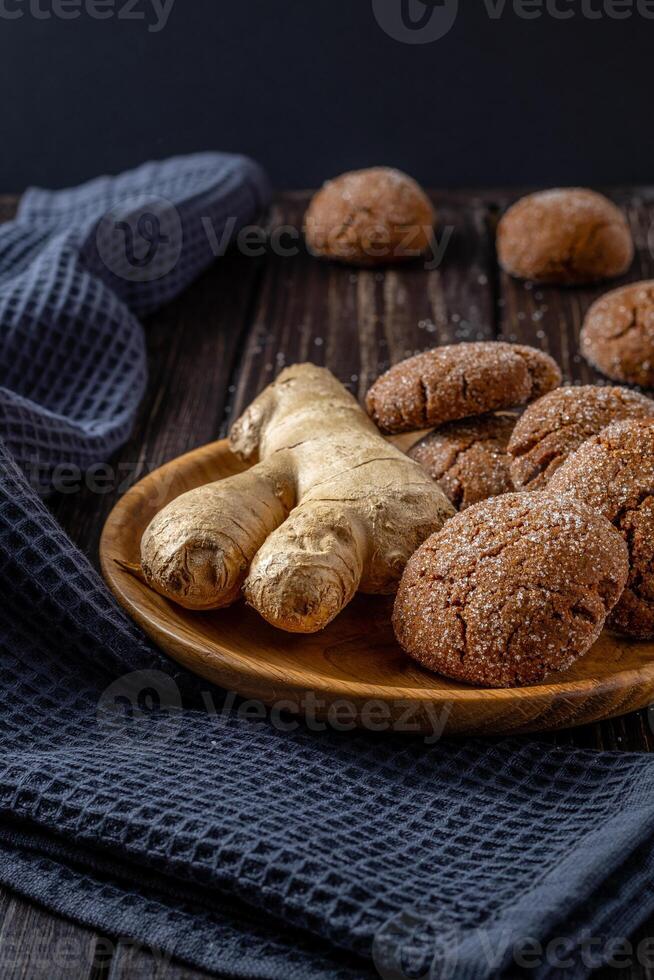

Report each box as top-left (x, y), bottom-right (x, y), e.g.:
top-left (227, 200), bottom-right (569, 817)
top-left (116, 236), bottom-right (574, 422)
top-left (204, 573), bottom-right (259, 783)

top-left (0, 153), bottom-right (270, 493)
top-left (2, 160), bottom-right (654, 980)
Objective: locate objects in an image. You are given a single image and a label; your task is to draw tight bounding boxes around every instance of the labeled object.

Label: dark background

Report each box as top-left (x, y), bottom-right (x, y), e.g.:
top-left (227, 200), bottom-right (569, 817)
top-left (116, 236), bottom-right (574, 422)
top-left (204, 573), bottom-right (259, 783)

top-left (0, 0), bottom-right (652, 193)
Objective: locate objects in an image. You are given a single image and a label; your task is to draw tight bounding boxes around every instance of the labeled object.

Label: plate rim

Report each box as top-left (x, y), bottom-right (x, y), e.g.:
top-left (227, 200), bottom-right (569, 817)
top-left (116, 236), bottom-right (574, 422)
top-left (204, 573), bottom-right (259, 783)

top-left (99, 437), bottom-right (654, 717)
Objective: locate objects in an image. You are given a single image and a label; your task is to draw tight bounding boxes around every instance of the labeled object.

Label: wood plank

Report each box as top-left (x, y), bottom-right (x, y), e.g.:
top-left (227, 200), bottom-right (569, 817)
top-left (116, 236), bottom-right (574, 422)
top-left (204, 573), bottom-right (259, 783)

top-left (3, 189), bottom-right (654, 976)
top-left (494, 189), bottom-right (654, 753)
top-left (0, 193), bottom-right (256, 979)
top-left (49, 242), bottom-right (266, 566)
top-left (0, 196), bottom-right (17, 222)
top-left (231, 192), bottom-right (497, 423)
top-left (0, 191), bottom-right (265, 565)
top-left (0, 889), bottom-right (221, 980)
top-left (108, 941), bottom-right (214, 980)
top-left (494, 189), bottom-right (654, 384)
top-left (102, 430), bottom-right (654, 737)
top-left (0, 895), bottom-right (99, 980)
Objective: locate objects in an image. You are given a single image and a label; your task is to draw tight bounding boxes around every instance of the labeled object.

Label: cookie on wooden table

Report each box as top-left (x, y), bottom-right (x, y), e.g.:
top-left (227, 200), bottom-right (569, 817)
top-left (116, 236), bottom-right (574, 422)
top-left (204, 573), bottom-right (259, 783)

top-left (508, 385), bottom-right (654, 491)
top-left (581, 281), bottom-right (654, 388)
top-left (497, 188), bottom-right (633, 285)
top-left (392, 492), bottom-right (628, 688)
top-left (548, 419), bottom-right (654, 639)
top-left (304, 167), bottom-right (435, 266)
top-left (366, 341), bottom-right (561, 434)
top-left (408, 412), bottom-right (516, 511)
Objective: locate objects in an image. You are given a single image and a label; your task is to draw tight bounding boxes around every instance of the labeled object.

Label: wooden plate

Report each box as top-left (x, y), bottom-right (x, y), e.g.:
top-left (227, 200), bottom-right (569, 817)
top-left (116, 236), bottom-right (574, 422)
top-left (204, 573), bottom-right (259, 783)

top-left (100, 438), bottom-right (654, 736)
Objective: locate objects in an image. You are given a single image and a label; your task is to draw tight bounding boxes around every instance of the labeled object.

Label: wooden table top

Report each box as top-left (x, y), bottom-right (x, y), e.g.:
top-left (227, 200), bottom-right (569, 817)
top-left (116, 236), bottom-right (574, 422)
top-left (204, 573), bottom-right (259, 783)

top-left (2, 188), bottom-right (654, 978)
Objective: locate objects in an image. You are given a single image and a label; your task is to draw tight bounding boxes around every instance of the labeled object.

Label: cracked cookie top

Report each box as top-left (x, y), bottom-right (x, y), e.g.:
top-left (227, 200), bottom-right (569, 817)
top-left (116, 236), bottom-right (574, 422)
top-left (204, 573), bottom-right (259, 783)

top-left (508, 385), bottom-right (654, 491)
top-left (497, 188), bottom-right (634, 285)
top-left (366, 341), bottom-right (561, 434)
top-left (304, 167), bottom-right (435, 267)
top-left (581, 280), bottom-right (654, 388)
top-left (548, 419), bottom-right (654, 639)
top-left (408, 412), bottom-right (516, 511)
top-left (392, 492), bottom-right (628, 688)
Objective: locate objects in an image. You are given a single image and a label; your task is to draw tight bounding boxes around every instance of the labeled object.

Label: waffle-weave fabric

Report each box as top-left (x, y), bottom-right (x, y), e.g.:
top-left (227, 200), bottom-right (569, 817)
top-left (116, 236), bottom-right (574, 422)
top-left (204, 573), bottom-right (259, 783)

top-left (0, 153), bottom-right (270, 492)
top-left (2, 159), bottom-right (654, 980)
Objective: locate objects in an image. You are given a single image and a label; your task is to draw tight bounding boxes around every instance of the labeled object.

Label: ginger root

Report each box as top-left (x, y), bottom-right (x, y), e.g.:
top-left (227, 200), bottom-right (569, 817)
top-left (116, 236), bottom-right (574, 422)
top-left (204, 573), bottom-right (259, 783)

top-left (140, 364), bottom-right (454, 633)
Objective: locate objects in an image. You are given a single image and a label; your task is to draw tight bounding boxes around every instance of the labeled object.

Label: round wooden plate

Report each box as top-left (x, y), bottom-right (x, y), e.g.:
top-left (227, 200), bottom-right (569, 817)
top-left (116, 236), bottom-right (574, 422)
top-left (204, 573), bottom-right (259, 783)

top-left (100, 437), bottom-right (654, 736)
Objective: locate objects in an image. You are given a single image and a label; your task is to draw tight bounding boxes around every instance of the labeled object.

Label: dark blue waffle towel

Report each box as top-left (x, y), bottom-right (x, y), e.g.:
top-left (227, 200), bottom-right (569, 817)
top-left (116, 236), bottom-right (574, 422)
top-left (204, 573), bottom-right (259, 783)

top-left (2, 156), bottom-right (654, 980)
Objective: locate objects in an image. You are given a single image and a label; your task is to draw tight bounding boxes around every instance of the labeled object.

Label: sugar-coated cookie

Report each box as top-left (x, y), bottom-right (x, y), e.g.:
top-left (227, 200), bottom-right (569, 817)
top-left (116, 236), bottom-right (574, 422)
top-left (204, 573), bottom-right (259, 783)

top-left (497, 188), bottom-right (633, 285)
top-left (304, 167), bottom-right (434, 266)
top-left (548, 419), bottom-right (654, 639)
top-left (392, 492), bottom-right (628, 688)
top-left (581, 281), bottom-right (654, 388)
top-left (408, 412), bottom-right (515, 511)
top-left (366, 342), bottom-right (561, 434)
top-left (508, 385), bottom-right (654, 491)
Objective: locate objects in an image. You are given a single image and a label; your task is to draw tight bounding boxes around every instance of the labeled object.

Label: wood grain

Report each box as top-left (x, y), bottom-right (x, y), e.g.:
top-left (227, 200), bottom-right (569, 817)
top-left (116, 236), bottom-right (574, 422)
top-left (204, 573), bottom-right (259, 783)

top-left (495, 189), bottom-right (654, 383)
top-left (0, 897), bottom-right (102, 980)
top-left (50, 243), bottom-right (265, 563)
top-left (2, 188), bottom-right (654, 975)
top-left (492, 188), bottom-right (654, 753)
top-left (100, 435), bottom-right (654, 736)
top-left (108, 942), bottom-right (213, 980)
top-left (229, 192), bottom-right (495, 420)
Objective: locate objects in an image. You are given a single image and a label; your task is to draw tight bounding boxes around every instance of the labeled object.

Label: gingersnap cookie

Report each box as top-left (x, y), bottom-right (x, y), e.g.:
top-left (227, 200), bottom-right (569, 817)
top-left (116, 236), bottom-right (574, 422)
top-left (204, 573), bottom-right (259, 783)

top-left (393, 492), bottom-right (628, 688)
top-left (497, 188), bottom-right (634, 285)
top-left (580, 281), bottom-right (654, 388)
top-left (548, 419), bottom-right (654, 639)
top-left (408, 412), bottom-right (516, 511)
top-left (508, 385), bottom-right (654, 491)
top-left (366, 341), bottom-right (561, 434)
top-left (304, 167), bottom-right (435, 266)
